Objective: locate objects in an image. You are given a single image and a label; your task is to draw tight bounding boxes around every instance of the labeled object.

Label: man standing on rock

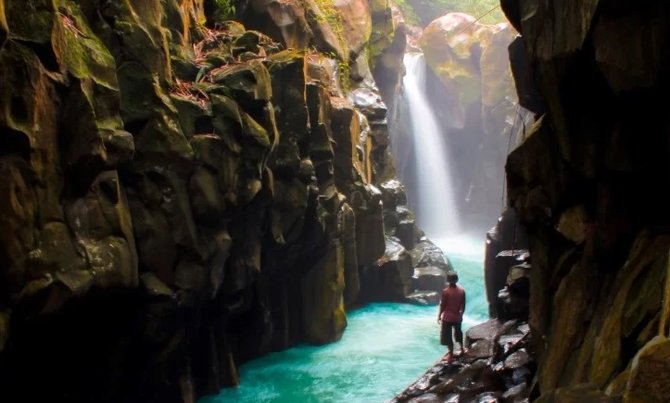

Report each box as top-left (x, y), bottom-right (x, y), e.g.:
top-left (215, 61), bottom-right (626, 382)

top-left (438, 272), bottom-right (466, 363)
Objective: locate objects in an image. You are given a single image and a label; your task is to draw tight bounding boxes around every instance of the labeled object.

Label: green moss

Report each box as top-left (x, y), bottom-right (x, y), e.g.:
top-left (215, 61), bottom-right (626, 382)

top-left (388, 0), bottom-right (420, 25)
top-left (306, 0), bottom-right (351, 92)
top-left (171, 95), bottom-right (211, 139)
top-left (53, 1), bottom-right (118, 89)
top-left (241, 112), bottom-right (271, 149)
top-left (265, 48), bottom-right (306, 70)
top-left (368, 0), bottom-right (397, 68)
top-left (210, 60), bottom-right (272, 102)
top-left (311, 0), bottom-right (345, 48)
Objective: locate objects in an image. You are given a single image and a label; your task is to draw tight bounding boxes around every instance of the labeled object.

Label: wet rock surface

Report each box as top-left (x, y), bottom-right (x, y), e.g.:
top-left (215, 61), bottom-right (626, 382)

top-left (0, 0), bottom-right (421, 402)
top-left (392, 319), bottom-right (534, 403)
top-left (501, 0), bottom-right (670, 401)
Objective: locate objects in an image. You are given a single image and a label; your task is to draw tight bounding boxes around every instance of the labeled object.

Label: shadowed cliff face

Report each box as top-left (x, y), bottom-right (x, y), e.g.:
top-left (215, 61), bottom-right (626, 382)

top-left (503, 0), bottom-right (670, 400)
top-left (0, 0), bottom-right (416, 402)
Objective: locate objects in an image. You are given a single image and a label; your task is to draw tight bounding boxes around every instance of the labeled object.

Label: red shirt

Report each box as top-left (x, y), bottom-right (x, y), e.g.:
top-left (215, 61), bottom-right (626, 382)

top-left (440, 285), bottom-right (465, 323)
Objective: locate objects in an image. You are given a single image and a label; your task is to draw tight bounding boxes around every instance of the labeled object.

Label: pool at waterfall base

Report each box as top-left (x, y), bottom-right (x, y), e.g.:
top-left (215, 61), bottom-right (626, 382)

top-left (202, 241), bottom-right (488, 403)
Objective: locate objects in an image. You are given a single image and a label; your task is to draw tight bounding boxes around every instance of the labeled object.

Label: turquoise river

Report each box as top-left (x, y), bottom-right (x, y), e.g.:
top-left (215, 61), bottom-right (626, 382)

top-left (202, 236), bottom-right (488, 403)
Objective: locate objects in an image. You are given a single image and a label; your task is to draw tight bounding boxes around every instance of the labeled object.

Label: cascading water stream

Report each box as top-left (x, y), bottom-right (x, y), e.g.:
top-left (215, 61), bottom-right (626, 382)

top-left (401, 53), bottom-right (461, 238)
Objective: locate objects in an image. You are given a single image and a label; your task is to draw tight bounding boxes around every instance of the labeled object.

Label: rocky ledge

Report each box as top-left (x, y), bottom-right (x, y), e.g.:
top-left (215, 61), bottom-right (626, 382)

top-left (392, 319), bottom-right (534, 403)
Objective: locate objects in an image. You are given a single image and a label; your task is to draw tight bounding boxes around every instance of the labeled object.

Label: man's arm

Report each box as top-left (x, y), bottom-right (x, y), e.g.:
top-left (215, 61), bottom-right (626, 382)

top-left (438, 291), bottom-right (444, 323)
top-left (460, 290), bottom-right (466, 317)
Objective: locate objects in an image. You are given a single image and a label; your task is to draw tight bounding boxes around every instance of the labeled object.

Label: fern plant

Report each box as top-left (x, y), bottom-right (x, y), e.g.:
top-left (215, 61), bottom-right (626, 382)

top-left (213, 0), bottom-right (236, 21)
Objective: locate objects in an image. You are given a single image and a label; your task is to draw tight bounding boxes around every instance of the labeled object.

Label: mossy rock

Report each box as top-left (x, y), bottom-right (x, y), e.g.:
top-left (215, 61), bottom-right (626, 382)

top-left (420, 13), bottom-right (485, 106)
top-left (303, 0), bottom-right (346, 60)
top-left (4, 0), bottom-right (55, 43)
top-left (264, 50), bottom-right (310, 134)
top-left (190, 165), bottom-right (224, 225)
top-left (171, 54), bottom-right (200, 81)
top-left (53, 1), bottom-right (118, 89)
top-left (205, 51), bottom-right (233, 69)
top-left (109, 1), bottom-right (172, 83)
top-left (210, 93), bottom-right (243, 135)
top-left (162, 0), bottom-right (200, 49)
top-left (333, 0), bottom-right (372, 56)
top-left (240, 109), bottom-right (272, 150)
top-left (117, 61), bottom-right (163, 122)
top-left (369, 0), bottom-right (390, 13)
top-left (170, 94), bottom-right (211, 139)
top-left (233, 30), bottom-right (277, 57)
top-left (58, 81), bottom-right (106, 172)
top-left (133, 111), bottom-right (194, 175)
top-left (102, 129), bottom-right (135, 168)
top-left (219, 20), bottom-right (246, 36)
top-left (210, 60), bottom-right (272, 103)
top-left (265, 48), bottom-right (306, 67)
top-left (190, 134), bottom-right (224, 171)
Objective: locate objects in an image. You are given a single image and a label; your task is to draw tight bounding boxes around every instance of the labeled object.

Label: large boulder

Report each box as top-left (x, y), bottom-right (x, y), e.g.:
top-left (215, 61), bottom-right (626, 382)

top-left (361, 237), bottom-right (413, 301)
top-left (410, 239), bottom-right (451, 272)
top-left (420, 12), bottom-right (484, 126)
top-left (333, 0), bottom-right (372, 56)
top-left (412, 266), bottom-right (446, 293)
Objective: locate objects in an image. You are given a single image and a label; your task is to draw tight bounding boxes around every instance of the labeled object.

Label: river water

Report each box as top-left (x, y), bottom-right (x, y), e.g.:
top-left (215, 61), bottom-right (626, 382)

top-left (202, 236), bottom-right (487, 403)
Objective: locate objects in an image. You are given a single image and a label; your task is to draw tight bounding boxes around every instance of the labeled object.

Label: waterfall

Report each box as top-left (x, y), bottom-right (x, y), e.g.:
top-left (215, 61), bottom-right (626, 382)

top-left (400, 53), bottom-right (460, 238)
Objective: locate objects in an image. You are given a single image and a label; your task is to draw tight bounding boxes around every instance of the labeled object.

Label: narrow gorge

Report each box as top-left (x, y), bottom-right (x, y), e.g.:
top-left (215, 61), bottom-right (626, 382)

top-left (0, 0), bottom-right (669, 402)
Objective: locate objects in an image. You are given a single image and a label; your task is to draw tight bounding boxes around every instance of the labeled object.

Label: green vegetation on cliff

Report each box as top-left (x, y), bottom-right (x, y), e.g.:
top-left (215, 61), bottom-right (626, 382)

top-left (393, 0), bottom-right (505, 26)
top-left (213, 0), bottom-right (236, 21)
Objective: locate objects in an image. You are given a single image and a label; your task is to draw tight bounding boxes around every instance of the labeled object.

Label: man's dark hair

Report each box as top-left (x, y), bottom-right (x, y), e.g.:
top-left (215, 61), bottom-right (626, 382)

top-left (447, 272), bottom-right (459, 284)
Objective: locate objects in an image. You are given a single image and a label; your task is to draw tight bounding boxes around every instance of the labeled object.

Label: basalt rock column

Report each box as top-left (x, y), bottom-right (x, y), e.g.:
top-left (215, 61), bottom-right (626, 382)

top-left (503, 0), bottom-right (670, 400)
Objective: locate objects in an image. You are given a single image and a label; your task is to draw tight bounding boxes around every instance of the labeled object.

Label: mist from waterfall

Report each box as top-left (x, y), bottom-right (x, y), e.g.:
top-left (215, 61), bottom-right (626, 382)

top-left (400, 53), bottom-right (460, 238)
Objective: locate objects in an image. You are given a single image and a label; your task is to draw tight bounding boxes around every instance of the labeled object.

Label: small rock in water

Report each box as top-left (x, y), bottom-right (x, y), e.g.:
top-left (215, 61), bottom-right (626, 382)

top-left (406, 290), bottom-right (440, 305)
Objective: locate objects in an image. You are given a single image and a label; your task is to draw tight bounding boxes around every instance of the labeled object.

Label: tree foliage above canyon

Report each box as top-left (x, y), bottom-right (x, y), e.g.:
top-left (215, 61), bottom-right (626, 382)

top-left (394, 0), bottom-right (506, 26)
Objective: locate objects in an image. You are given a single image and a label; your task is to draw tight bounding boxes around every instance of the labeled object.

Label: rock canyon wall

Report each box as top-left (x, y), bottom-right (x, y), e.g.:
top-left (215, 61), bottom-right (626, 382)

top-left (0, 0), bottom-right (442, 401)
top-left (503, 0), bottom-right (670, 400)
